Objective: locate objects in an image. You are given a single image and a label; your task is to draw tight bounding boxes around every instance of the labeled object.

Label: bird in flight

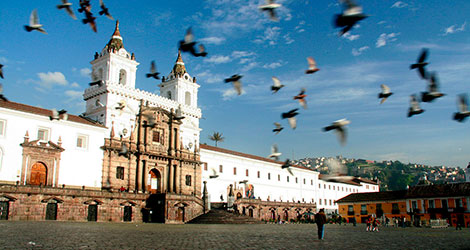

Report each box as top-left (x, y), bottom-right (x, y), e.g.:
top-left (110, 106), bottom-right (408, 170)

top-left (99, 0), bottom-right (114, 20)
top-left (174, 106), bottom-right (185, 121)
top-left (89, 71), bottom-right (104, 87)
top-left (50, 109), bottom-right (67, 121)
top-left (179, 28), bottom-right (208, 57)
top-left (0, 64), bottom-right (3, 79)
top-left (378, 84), bottom-right (393, 104)
top-left (281, 109), bottom-right (299, 129)
top-left (239, 180), bottom-right (248, 184)
top-left (271, 77), bottom-right (284, 93)
top-left (118, 142), bottom-right (129, 157)
top-left (268, 144), bottom-right (282, 161)
top-left (410, 48), bottom-right (429, 79)
top-left (82, 7), bottom-right (97, 33)
top-left (258, 0), bottom-right (282, 22)
top-left (146, 61), bottom-right (160, 80)
top-left (78, 0), bottom-right (91, 13)
top-left (407, 94), bottom-right (425, 117)
top-left (273, 122), bottom-right (284, 135)
top-left (305, 57), bottom-right (320, 74)
top-left (209, 169), bottom-right (219, 179)
top-left (294, 88), bottom-right (307, 109)
top-left (24, 9), bottom-right (47, 34)
top-left (334, 0), bottom-right (367, 36)
top-left (453, 94), bottom-right (470, 122)
top-left (421, 72), bottom-right (445, 102)
top-left (224, 74), bottom-right (243, 96)
top-left (57, 0), bottom-right (77, 20)
top-left (323, 118), bottom-right (350, 145)
top-left (281, 159), bottom-right (294, 176)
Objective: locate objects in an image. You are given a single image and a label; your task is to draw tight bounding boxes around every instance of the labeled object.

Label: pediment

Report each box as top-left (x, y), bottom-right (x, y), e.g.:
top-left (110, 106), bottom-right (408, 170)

top-left (21, 140), bottom-right (65, 152)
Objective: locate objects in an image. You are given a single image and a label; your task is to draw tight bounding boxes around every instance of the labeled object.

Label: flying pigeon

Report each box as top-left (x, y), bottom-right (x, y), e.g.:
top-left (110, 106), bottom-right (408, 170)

top-left (293, 88), bottom-right (307, 109)
top-left (178, 28), bottom-right (207, 57)
top-left (281, 109), bottom-right (299, 129)
top-left (89, 71), bottom-right (103, 87)
top-left (334, 0), bottom-right (368, 36)
top-left (407, 94), bottom-right (425, 117)
top-left (273, 122), bottom-right (284, 134)
top-left (454, 94), bottom-right (470, 122)
top-left (115, 100), bottom-right (126, 110)
top-left (118, 143), bottom-right (129, 157)
top-left (378, 84), bottom-right (393, 104)
top-left (146, 61), bottom-right (160, 80)
top-left (239, 180), bottom-right (248, 184)
top-left (421, 72), bottom-right (445, 102)
top-left (271, 76), bottom-right (284, 93)
top-left (0, 84), bottom-right (8, 102)
top-left (0, 64), bottom-right (3, 79)
top-left (78, 0), bottom-right (91, 13)
top-left (173, 106), bottom-right (185, 121)
top-left (195, 44), bottom-right (208, 57)
top-left (258, 0), bottom-right (282, 22)
top-left (410, 48), bottom-right (429, 79)
top-left (224, 74), bottom-right (243, 95)
top-left (323, 118), bottom-right (350, 145)
top-left (82, 7), bottom-right (97, 32)
top-left (209, 168), bottom-right (219, 179)
top-left (268, 144), bottom-right (282, 161)
top-left (57, 0), bottom-right (77, 20)
top-left (24, 9), bottom-right (47, 34)
top-left (99, 0), bottom-right (114, 20)
top-left (305, 57), bottom-right (320, 74)
top-left (143, 113), bottom-right (157, 128)
top-left (50, 109), bottom-right (63, 120)
top-left (281, 159), bottom-right (294, 176)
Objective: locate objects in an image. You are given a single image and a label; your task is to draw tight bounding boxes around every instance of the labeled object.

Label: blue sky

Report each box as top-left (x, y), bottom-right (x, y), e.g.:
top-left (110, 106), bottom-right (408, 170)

top-left (1, 0), bottom-right (470, 167)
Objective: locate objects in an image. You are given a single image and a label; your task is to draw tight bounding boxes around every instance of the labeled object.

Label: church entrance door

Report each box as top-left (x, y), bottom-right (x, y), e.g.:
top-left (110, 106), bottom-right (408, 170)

top-left (0, 201), bottom-right (9, 220)
top-left (123, 206), bottom-right (132, 222)
top-left (45, 202), bottom-right (57, 220)
top-left (30, 162), bottom-right (47, 186)
top-left (87, 204), bottom-right (98, 221)
top-left (147, 169), bottom-right (161, 194)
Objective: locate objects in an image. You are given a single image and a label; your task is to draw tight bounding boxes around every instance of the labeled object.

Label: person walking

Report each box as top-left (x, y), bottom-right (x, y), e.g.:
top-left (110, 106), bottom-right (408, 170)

top-left (315, 209), bottom-right (327, 240)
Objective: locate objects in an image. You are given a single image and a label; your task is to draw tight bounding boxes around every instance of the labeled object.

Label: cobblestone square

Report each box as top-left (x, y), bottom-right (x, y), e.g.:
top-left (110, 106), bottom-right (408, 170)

top-left (1, 222), bottom-right (469, 250)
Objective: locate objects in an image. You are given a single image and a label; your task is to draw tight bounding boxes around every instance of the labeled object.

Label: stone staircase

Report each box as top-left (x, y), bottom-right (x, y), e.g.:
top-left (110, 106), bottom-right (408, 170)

top-left (188, 207), bottom-right (264, 224)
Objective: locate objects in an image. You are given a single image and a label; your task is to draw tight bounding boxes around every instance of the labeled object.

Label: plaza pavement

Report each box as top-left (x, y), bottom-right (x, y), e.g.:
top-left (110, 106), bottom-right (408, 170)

top-left (0, 222), bottom-right (469, 250)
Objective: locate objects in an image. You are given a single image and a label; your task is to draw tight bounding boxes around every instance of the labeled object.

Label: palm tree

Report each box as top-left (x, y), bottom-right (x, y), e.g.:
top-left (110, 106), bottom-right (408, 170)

top-left (209, 132), bottom-right (225, 147)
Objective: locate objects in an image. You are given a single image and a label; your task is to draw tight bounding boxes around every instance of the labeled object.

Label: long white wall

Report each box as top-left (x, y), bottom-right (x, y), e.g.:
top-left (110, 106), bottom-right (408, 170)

top-left (0, 106), bottom-right (106, 187)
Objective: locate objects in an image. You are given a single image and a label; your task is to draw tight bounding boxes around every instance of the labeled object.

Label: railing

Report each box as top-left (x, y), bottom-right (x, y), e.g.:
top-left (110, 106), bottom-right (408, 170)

top-left (429, 219), bottom-right (448, 228)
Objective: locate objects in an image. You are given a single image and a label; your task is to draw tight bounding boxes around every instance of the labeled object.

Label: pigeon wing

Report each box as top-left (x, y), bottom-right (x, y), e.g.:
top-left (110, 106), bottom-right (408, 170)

top-left (288, 117), bottom-right (297, 129)
top-left (307, 57), bottom-right (316, 69)
top-left (336, 126), bottom-right (347, 145)
top-left (150, 61), bottom-right (156, 74)
top-left (272, 76), bottom-right (281, 87)
top-left (233, 81), bottom-right (242, 95)
top-left (429, 73), bottom-right (439, 92)
top-left (458, 94), bottom-right (468, 113)
top-left (381, 84), bottom-right (390, 94)
top-left (185, 28), bottom-right (194, 44)
top-left (410, 95), bottom-right (421, 110)
top-left (30, 9), bottom-right (38, 26)
top-left (418, 48), bottom-right (428, 63)
top-left (274, 122), bottom-right (281, 129)
top-left (287, 167), bottom-right (294, 176)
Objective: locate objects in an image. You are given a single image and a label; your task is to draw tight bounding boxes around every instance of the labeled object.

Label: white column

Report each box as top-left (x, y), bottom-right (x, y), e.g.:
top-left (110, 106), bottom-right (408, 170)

top-left (405, 200), bottom-right (410, 213)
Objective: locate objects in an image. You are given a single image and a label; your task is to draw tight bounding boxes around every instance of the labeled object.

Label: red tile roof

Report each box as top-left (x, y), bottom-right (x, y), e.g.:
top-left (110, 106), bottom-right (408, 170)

top-left (0, 100), bottom-right (106, 128)
top-left (336, 190), bottom-right (408, 203)
top-left (199, 144), bottom-right (312, 172)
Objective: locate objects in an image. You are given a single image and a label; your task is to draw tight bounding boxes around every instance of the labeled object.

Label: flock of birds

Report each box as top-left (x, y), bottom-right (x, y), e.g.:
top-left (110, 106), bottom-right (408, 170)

top-left (1, 0), bottom-right (470, 174)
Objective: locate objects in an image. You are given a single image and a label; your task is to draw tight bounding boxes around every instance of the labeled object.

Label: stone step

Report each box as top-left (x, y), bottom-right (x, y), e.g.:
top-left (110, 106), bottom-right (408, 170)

top-left (187, 209), bottom-right (264, 224)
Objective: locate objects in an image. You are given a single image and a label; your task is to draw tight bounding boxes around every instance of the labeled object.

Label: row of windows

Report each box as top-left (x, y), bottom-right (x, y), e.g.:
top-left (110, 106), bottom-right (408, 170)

top-left (0, 120), bottom-right (89, 149)
top-left (319, 199), bottom-right (336, 206)
top-left (204, 164), bottom-right (362, 192)
top-left (116, 167), bottom-right (193, 187)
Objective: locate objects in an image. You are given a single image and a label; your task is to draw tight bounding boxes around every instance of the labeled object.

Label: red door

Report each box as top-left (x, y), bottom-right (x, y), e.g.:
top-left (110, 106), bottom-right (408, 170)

top-left (30, 162), bottom-right (47, 186)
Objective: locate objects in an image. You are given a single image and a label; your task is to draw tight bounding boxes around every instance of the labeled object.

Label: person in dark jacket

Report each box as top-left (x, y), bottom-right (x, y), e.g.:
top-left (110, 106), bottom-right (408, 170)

top-left (315, 209), bottom-right (327, 240)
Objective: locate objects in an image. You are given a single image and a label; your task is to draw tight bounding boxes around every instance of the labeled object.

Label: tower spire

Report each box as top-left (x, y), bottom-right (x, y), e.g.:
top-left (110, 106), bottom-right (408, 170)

top-left (107, 20), bottom-right (124, 52)
top-left (172, 50), bottom-right (187, 76)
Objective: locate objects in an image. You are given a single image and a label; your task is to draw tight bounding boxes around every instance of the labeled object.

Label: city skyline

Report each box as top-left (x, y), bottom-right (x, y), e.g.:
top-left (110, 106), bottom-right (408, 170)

top-left (1, 1), bottom-right (470, 167)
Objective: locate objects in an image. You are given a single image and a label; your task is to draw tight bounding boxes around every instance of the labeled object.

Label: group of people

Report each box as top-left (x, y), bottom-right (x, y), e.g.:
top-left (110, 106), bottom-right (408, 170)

top-left (366, 216), bottom-right (380, 232)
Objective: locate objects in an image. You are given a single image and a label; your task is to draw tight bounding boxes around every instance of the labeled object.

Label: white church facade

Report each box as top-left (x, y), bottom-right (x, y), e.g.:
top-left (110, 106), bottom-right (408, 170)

top-left (0, 21), bottom-right (378, 223)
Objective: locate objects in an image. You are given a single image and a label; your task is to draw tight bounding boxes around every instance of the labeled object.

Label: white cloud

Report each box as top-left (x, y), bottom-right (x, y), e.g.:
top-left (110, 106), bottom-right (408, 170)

top-left (65, 90), bottom-right (82, 99)
top-left (80, 68), bottom-right (91, 77)
top-left (70, 82), bottom-right (80, 88)
top-left (0, 56), bottom-right (7, 64)
top-left (200, 37), bottom-right (226, 45)
top-left (262, 61), bottom-right (284, 69)
top-left (153, 11), bottom-right (172, 26)
top-left (443, 21), bottom-right (466, 36)
top-left (376, 33), bottom-right (400, 48)
top-left (232, 51), bottom-right (255, 58)
top-left (284, 34), bottom-right (294, 44)
top-left (391, 1), bottom-right (408, 8)
top-left (351, 46), bottom-right (370, 56)
top-left (254, 27), bottom-right (281, 45)
top-left (342, 32), bottom-right (360, 41)
top-left (241, 62), bottom-right (258, 72)
top-left (204, 55), bottom-right (231, 64)
top-left (36, 72), bottom-right (68, 88)
top-left (222, 87), bottom-right (245, 100)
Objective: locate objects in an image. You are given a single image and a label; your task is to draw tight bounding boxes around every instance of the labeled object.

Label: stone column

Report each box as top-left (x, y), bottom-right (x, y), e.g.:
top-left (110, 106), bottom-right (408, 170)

top-left (202, 181), bottom-right (209, 213)
top-left (227, 184), bottom-right (235, 212)
top-left (136, 159), bottom-right (143, 192)
top-left (168, 162), bottom-right (174, 193)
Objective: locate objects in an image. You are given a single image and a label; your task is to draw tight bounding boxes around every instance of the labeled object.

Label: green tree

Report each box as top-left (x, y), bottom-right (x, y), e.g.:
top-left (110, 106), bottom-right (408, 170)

top-left (209, 132), bottom-right (224, 147)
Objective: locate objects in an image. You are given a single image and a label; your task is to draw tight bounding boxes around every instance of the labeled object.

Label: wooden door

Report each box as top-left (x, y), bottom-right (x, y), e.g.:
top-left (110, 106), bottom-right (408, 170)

top-left (87, 204), bottom-right (98, 221)
top-left (176, 207), bottom-right (185, 222)
top-left (30, 162), bottom-right (47, 186)
top-left (0, 201), bottom-right (9, 220)
top-left (45, 203), bottom-right (57, 220)
top-left (123, 206), bottom-right (132, 222)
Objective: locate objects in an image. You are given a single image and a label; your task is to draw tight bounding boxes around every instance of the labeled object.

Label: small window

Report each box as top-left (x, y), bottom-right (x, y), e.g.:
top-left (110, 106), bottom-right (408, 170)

top-left (219, 165), bottom-right (223, 173)
top-left (233, 167), bottom-right (237, 175)
top-left (167, 91), bottom-right (172, 100)
top-left (324, 199), bottom-right (327, 205)
top-left (257, 171), bottom-right (260, 178)
top-left (119, 69), bottom-right (127, 85)
top-left (333, 186), bottom-right (335, 191)
top-left (185, 91), bottom-right (191, 106)
top-left (324, 184), bottom-right (326, 189)
top-left (185, 175), bottom-right (192, 186)
top-left (319, 199), bottom-right (322, 205)
top-left (37, 128), bottom-right (50, 141)
top-left (311, 180), bottom-right (313, 185)
top-left (246, 169), bottom-right (249, 177)
top-left (268, 173), bottom-right (271, 180)
top-left (287, 176), bottom-right (289, 182)
top-left (296, 177), bottom-right (298, 183)
top-left (0, 119), bottom-right (5, 136)
top-left (303, 179), bottom-right (306, 185)
top-left (152, 131), bottom-right (160, 143)
top-left (329, 200), bottom-right (332, 206)
top-left (204, 163), bottom-right (208, 171)
top-left (77, 135), bottom-right (88, 149)
top-left (428, 200), bottom-right (435, 209)
top-left (328, 185), bottom-right (331, 190)
top-left (278, 174), bottom-right (280, 181)
top-left (116, 167), bottom-right (124, 180)
top-left (319, 184), bottom-right (321, 189)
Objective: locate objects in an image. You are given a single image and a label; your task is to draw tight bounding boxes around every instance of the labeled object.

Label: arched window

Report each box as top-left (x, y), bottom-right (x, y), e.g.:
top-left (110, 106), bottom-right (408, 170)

top-left (119, 69), bottom-right (127, 85)
top-left (185, 91), bottom-right (191, 106)
top-left (167, 91), bottom-right (172, 100)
